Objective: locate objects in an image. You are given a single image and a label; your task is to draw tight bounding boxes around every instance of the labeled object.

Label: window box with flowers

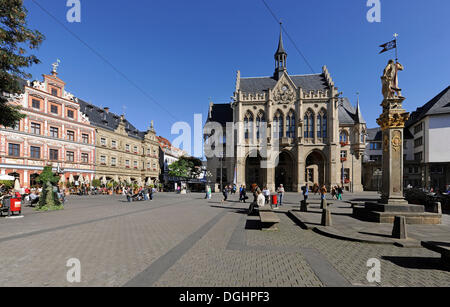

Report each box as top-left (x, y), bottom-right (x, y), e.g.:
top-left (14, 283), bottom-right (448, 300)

top-left (344, 179), bottom-right (350, 184)
top-left (340, 157), bottom-right (347, 162)
top-left (340, 142), bottom-right (349, 147)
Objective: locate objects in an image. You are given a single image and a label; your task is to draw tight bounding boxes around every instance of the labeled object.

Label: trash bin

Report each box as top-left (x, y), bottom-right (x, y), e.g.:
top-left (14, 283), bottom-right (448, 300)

top-left (271, 194), bottom-right (278, 206)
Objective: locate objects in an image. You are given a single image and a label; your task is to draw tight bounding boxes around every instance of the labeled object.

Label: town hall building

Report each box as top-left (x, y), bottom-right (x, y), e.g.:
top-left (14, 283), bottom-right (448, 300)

top-left (206, 29), bottom-right (367, 192)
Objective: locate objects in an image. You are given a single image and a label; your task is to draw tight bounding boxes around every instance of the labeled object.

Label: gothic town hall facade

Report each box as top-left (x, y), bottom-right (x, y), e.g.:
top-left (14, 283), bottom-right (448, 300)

top-left (206, 30), bottom-right (367, 192)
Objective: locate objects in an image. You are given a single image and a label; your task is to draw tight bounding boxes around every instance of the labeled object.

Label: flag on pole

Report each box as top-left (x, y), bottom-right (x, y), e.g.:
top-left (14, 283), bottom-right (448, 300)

top-left (379, 39), bottom-right (397, 54)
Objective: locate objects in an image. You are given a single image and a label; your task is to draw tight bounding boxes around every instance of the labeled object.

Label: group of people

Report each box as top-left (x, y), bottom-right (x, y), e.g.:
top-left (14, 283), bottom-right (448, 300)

top-left (124, 186), bottom-right (156, 202)
top-left (0, 185), bottom-right (67, 208)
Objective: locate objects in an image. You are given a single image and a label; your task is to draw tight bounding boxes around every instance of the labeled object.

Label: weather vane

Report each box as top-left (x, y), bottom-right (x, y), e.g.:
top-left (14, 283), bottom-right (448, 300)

top-left (52, 59), bottom-right (61, 74)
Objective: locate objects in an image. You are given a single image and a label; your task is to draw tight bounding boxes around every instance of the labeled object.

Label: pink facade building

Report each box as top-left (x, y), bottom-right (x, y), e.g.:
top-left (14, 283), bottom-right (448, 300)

top-left (0, 69), bottom-right (96, 188)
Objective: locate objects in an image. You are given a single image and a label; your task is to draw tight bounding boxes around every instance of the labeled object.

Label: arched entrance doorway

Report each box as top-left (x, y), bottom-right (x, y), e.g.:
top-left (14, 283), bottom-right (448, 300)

top-left (245, 153), bottom-right (265, 189)
top-left (305, 151), bottom-right (326, 187)
top-left (275, 152), bottom-right (294, 191)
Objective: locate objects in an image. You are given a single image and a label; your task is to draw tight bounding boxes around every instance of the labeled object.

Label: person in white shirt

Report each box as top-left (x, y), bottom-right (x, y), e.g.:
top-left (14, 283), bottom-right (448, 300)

top-left (262, 186), bottom-right (270, 204)
top-left (257, 190), bottom-right (266, 208)
top-left (277, 184), bottom-right (285, 206)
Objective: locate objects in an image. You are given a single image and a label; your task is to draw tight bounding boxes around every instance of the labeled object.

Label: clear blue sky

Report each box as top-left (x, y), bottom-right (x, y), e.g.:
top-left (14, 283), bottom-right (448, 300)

top-left (23, 0), bottom-right (450, 153)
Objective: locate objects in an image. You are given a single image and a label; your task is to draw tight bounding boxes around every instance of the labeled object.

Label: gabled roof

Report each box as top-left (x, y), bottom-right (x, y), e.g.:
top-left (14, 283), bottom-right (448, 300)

top-left (407, 86), bottom-right (450, 128)
top-left (78, 98), bottom-right (145, 140)
top-left (239, 74), bottom-right (329, 94)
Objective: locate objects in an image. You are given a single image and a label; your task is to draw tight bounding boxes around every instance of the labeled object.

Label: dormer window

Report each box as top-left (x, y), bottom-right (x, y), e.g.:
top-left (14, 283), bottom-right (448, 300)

top-left (51, 88), bottom-right (58, 96)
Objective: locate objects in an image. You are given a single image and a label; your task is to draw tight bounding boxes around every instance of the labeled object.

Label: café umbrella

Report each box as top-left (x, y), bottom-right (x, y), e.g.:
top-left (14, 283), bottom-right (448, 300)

top-left (59, 175), bottom-right (66, 184)
top-left (0, 174), bottom-right (15, 181)
top-left (14, 179), bottom-right (21, 192)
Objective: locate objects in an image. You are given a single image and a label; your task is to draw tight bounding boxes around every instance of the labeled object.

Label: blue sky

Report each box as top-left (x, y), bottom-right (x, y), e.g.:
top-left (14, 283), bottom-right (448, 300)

top-left (23, 0), bottom-right (450, 153)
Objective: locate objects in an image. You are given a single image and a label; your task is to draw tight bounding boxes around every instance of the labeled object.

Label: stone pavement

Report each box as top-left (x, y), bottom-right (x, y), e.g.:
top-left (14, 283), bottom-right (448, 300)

top-left (286, 193), bottom-right (450, 245)
top-left (0, 192), bottom-right (448, 287)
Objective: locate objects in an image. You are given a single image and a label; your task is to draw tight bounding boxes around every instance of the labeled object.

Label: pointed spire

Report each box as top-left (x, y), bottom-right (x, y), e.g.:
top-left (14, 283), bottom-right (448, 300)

top-left (275, 22), bottom-right (287, 57)
top-left (355, 92), bottom-right (366, 124)
top-left (274, 22), bottom-right (287, 80)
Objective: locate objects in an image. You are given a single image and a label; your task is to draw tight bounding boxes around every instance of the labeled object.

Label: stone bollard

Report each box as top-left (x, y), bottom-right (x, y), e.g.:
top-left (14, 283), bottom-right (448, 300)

top-left (434, 202), bottom-right (442, 214)
top-left (320, 198), bottom-right (328, 209)
top-left (300, 200), bottom-right (308, 212)
top-left (392, 216), bottom-right (408, 239)
top-left (321, 208), bottom-right (332, 227)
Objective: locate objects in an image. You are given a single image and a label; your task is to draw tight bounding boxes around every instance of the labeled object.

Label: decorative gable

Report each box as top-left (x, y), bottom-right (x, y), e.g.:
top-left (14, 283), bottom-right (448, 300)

top-left (272, 73), bottom-right (297, 105)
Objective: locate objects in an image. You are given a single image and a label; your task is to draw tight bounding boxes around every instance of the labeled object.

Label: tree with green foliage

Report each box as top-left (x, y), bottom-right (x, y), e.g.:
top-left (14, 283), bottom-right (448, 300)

top-left (168, 156), bottom-right (203, 179)
top-left (0, 0), bottom-right (45, 127)
top-left (91, 179), bottom-right (101, 188)
top-left (36, 166), bottom-right (60, 186)
top-left (36, 166), bottom-right (62, 211)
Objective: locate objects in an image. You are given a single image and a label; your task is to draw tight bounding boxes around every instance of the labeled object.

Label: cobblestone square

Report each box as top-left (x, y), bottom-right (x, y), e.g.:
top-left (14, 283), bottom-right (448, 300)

top-left (0, 193), bottom-right (448, 287)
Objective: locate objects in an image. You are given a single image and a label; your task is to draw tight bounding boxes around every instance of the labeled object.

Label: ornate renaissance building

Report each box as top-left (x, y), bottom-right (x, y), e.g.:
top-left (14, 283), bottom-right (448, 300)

top-left (206, 30), bottom-right (367, 192)
top-left (0, 68), bottom-right (96, 188)
top-left (79, 101), bottom-right (160, 186)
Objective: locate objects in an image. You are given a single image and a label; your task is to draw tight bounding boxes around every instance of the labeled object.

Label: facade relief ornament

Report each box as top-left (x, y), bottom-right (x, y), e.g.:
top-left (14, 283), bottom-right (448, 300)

top-left (391, 132), bottom-right (402, 152)
top-left (273, 84), bottom-right (295, 104)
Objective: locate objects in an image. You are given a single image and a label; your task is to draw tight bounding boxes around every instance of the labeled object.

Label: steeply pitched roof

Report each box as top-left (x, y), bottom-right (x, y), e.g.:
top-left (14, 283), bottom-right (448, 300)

top-left (208, 103), bottom-right (233, 126)
top-left (239, 74), bottom-right (329, 94)
top-left (366, 128), bottom-right (382, 141)
top-left (407, 86), bottom-right (450, 127)
top-left (78, 98), bottom-right (145, 140)
top-left (339, 98), bottom-right (366, 125)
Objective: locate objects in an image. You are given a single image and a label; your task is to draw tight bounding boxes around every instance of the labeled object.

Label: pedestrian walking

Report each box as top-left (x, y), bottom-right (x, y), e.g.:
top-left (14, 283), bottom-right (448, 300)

top-left (222, 186), bottom-right (229, 204)
top-left (277, 184), bottom-right (285, 206)
top-left (337, 186), bottom-right (343, 200)
top-left (320, 185), bottom-right (327, 207)
top-left (302, 184), bottom-right (309, 202)
top-left (262, 186), bottom-right (270, 205)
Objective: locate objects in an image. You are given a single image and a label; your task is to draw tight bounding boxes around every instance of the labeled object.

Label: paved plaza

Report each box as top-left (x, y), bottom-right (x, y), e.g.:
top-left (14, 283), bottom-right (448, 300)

top-left (0, 192), bottom-right (449, 287)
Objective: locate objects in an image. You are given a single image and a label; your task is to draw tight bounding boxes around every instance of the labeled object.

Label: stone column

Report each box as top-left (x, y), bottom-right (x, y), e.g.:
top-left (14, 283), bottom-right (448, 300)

top-left (377, 97), bottom-right (410, 205)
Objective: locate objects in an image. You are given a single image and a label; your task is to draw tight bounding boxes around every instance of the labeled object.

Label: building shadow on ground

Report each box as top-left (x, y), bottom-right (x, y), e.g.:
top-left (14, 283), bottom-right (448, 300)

top-left (381, 256), bottom-right (449, 272)
top-left (210, 205), bottom-right (248, 215)
top-left (359, 231), bottom-right (393, 239)
top-left (245, 219), bottom-right (261, 230)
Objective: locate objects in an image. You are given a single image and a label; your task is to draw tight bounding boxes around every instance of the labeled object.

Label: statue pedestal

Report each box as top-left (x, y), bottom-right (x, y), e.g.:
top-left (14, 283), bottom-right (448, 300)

top-left (353, 202), bottom-right (441, 224)
top-left (353, 96), bottom-right (441, 224)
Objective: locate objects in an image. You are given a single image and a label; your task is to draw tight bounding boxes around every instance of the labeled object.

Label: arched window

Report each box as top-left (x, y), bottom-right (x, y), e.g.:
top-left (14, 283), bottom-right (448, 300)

top-left (304, 110), bottom-right (314, 139)
top-left (317, 109), bottom-right (327, 139)
top-left (340, 131), bottom-right (348, 144)
top-left (360, 129), bottom-right (366, 143)
top-left (256, 112), bottom-right (265, 140)
top-left (273, 111), bottom-right (283, 139)
top-left (286, 111), bottom-right (296, 138)
top-left (244, 113), bottom-right (254, 140)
